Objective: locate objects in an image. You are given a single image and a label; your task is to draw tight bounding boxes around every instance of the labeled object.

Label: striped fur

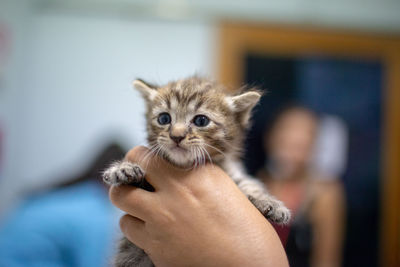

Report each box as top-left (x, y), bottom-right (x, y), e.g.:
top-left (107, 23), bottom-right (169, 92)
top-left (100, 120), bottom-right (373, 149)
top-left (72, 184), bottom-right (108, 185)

top-left (139, 76), bottom-right (259, 167)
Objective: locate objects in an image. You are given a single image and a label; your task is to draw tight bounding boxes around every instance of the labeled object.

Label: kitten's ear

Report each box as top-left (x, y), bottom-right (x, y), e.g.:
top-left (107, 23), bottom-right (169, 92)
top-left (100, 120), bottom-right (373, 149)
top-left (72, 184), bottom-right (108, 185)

top-left (228, 90), bottom-right (262, 127)
top-left (230, 91), bottom-right (261, 112)
top-left (133, 79), bottom-right (158, 101)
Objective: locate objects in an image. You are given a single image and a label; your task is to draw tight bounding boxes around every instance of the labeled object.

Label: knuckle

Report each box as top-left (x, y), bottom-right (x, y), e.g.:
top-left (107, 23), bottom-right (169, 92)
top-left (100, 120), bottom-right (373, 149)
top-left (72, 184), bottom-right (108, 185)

top-left (154, 210), bottom-right (175, 227)
top-left (109, 185), bottom-right (124, 205)
top-left (119, 214), bottom-right (130, 233)
top-left (109, 185), bottom-right (145, 210)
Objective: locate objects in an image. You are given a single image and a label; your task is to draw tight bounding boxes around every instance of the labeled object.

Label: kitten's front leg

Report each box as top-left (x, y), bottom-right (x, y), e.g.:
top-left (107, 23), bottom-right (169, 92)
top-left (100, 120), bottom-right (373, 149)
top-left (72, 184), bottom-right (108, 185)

top-left (247, 193), bottom-right (291, 224)
top-left (234, 176), bottom-right (291, 224)
top-left (103, 161), bottom-right (145, 186)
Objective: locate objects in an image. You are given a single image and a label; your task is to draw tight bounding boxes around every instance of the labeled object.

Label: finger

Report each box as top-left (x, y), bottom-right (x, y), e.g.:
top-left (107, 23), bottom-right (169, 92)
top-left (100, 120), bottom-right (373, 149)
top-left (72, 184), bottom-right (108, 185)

top-left (124, 146), bottom-right (175, 187)
top-left (109, 185), bottom-right (156, 220)
top-left (119, 214), bottom-right (147, 249)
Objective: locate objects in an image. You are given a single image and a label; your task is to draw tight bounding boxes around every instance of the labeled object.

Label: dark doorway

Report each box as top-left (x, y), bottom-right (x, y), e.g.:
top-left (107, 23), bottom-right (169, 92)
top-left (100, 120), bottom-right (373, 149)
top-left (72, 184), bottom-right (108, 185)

top-left (243, 53), bottom-right (382, 267)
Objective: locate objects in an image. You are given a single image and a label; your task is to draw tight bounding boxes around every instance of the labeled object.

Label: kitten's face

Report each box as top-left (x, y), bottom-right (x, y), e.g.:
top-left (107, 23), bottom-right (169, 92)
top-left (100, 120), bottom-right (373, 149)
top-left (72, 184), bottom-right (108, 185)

top-left (135, 77), bottom-right (260, 168)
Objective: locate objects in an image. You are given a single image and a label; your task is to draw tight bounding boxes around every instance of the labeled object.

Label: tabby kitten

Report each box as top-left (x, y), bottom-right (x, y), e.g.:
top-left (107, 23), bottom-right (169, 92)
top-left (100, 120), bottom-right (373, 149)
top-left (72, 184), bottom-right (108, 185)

top-left (103, 76), bottom-right (290, 267)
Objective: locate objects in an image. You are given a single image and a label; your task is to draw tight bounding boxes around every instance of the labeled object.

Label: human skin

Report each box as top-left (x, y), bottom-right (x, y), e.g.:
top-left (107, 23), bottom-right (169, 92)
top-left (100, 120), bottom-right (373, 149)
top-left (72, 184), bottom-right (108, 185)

top-left (109, 146), bottom-right (289, 267)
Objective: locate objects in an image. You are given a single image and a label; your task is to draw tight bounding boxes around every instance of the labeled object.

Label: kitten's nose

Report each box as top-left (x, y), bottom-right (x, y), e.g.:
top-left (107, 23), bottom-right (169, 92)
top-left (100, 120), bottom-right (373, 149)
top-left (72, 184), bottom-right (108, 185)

top-left (170, 123), bottom-right (186, 144)
top-left (170, 135), bottom-right (185, 144)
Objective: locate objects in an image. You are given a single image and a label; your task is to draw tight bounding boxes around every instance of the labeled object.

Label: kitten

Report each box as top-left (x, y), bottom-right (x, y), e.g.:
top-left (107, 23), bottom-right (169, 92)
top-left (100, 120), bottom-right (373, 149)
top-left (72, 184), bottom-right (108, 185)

top-left (103, 76), bottom-right (290, 267)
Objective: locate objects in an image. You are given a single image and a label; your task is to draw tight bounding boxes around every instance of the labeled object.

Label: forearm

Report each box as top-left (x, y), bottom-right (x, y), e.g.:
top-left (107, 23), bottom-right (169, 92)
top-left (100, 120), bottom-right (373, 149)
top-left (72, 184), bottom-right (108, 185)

top-left (311, 181), bottom-right (345, 267)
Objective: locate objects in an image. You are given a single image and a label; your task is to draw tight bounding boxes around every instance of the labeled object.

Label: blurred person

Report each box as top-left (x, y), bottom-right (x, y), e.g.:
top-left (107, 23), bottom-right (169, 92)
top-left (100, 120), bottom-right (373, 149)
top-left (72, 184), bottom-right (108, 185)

top-left (0, 142), bottom-right (125, 267)
top-left (257, 106), bottom-right (346, 267)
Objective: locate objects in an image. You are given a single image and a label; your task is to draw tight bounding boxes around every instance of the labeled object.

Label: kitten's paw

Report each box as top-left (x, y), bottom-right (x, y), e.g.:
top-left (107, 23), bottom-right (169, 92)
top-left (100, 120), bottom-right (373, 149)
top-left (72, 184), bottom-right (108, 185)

top-left (103, 161), bottom-right (145, 186)
top-left (249, 196), bottom-right (291, 224)
top-left (266, 202), bottom-right (291, 224)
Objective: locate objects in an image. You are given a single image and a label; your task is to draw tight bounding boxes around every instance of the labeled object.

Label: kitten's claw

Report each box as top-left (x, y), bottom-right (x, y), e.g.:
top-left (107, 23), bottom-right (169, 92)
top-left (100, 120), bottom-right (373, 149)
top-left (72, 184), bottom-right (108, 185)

top-left (103, 161), bottom-right (145, 186)
top-left (249, 196), bottom-right (291, 224)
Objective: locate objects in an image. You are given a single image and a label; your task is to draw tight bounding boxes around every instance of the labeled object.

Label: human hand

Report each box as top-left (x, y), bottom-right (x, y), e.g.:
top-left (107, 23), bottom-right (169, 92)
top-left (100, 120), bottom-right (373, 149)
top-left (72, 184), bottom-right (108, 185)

top-left (109, 146), bottom-right (288, 267)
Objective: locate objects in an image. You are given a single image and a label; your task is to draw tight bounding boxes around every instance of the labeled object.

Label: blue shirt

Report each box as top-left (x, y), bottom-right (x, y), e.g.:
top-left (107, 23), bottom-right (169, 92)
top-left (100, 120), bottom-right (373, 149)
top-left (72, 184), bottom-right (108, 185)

top-left (0, 181), bottom-right (121, 267)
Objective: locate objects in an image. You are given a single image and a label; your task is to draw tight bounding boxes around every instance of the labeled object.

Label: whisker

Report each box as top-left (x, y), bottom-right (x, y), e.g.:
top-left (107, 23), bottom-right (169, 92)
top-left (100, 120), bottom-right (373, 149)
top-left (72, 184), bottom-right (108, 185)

top-left (190, 146), bottom-right (197, 170)
top-left (140, 144), bottom-right (159, 170)
top-left (201, 146), bottom-right (214, 166)
top-left (195, 146), bottom-right (200, 169)
top-left (197, 146), bottom-right (203, 167)
top-left (153, 144), bottom-right (165, 166)
top-left (200, 147), bottom-right (206, 166)
top-left (202, 143), bottom-right (226, 158)
top-left (138, 144), bottom-right (157, 164)
top-left (185, 147), bottom-right (196, 171)
top-left (198, 147), bottom-right (202, 166)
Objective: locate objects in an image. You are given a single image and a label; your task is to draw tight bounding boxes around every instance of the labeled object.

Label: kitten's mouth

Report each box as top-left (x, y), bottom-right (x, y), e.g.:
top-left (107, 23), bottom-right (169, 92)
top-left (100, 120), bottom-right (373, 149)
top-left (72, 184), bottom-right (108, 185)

top-left (163, 145), bottom-right (194, 168)
top-left (170, 145), bottom-right (187, 153)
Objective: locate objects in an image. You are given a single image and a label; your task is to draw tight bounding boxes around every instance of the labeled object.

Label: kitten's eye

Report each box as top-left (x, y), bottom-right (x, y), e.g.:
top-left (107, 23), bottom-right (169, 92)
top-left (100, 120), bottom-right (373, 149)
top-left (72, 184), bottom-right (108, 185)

top-left (193, 115), bottom-right (210, 127)
top-left (158, 113), bottom-right (171, 125)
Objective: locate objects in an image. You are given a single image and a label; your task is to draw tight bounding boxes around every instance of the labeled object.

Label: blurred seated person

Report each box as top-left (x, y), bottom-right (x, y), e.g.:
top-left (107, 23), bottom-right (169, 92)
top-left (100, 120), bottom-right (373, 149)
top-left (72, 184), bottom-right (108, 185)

top-left (257, 107), bottom-right (346, 267)
top-left (0, 142), bottom-right (126, 267)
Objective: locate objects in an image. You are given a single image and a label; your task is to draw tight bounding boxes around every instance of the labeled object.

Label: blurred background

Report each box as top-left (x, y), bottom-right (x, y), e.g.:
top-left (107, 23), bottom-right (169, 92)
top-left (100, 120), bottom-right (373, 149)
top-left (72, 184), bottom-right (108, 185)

top-left (0, 0), bottom-right (399, 266)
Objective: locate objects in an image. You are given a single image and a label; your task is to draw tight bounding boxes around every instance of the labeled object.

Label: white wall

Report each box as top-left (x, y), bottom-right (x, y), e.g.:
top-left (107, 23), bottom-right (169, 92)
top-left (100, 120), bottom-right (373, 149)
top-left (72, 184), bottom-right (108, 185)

top-left (0, 0), bottom-right (33, 215)
top-left (0, 7), bottom-right (215, 214)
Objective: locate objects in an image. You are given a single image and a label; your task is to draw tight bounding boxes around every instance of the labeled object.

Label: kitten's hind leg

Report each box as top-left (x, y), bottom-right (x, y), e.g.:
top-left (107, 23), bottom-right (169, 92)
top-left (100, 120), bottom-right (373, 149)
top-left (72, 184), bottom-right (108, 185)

top-left (235, 177), bottom-right (291, 224)
top-left (103, 161), bottom-right (145, 186)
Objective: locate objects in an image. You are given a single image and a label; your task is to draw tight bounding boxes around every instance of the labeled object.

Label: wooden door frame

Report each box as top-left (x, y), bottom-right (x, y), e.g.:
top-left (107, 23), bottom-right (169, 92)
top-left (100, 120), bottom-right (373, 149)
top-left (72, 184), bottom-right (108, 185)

top-left (218, 22), bottom-right (400, 266)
